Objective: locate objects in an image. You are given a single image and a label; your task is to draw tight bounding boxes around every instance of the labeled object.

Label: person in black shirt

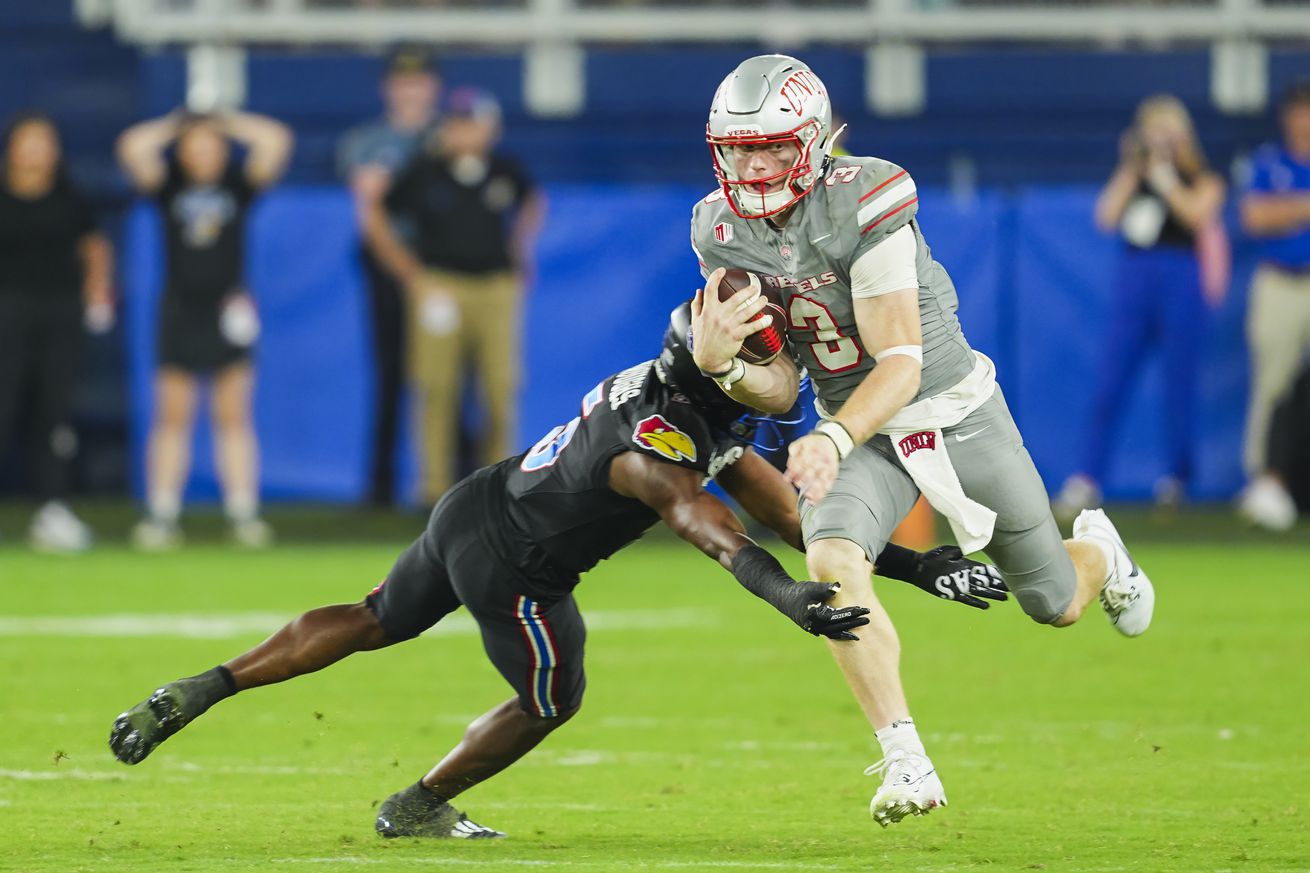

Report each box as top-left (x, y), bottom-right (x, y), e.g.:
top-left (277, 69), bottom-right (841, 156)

top-left (0, 112), bottom-right (114, 552)
top-left (117, 110), bottom-right (293, 549)
top-left (1054, 94), bottom-right (1226, 519)
top-left (108, 302), bottom-right (1008, 838)
top-left (366, 86), bottom-right (544, 504)
top-left (337, 48), bottom-right (443, 508)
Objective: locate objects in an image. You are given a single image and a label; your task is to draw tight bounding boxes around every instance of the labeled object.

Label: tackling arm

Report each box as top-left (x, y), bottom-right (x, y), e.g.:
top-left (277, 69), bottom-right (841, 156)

top-left (608, 451), bottom-right (868, 639)
top-left (714, 449), bottom-right (804, 552)
top-left (716, 450), bottom-right (1008, 609)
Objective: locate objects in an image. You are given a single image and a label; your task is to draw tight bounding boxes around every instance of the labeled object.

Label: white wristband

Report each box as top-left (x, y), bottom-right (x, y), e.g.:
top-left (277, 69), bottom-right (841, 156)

top-left (874, 344), bottom-right (923, 364)
top-left (709, 357), bottom-right (747, 392)
top-left (814, 420), bottom-right (855, 460)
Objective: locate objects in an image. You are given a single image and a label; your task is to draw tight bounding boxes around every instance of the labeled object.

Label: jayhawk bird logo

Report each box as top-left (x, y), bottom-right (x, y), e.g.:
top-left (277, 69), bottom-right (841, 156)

top-left (633, 415), bottom-right (697, 463)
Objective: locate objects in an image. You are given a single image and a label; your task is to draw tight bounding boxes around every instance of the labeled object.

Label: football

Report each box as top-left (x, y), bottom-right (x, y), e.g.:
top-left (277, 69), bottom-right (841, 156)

top-left (717, 268), bottom-right (787, 365)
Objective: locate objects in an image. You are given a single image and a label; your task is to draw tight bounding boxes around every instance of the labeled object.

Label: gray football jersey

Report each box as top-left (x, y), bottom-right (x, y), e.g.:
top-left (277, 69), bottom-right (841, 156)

top-left (691, 156), bottom-right (975, 414)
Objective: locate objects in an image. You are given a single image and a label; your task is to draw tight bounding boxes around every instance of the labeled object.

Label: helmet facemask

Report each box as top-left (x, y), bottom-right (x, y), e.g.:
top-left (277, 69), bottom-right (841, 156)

top-left (708, 120), bottom-right (827, 219)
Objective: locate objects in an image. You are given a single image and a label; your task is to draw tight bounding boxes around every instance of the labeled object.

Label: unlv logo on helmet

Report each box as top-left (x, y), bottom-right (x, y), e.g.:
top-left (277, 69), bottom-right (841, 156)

top-left (779, 70), bottom-right (827, 115)
top-left (633, 415), bottom-right (698, 463)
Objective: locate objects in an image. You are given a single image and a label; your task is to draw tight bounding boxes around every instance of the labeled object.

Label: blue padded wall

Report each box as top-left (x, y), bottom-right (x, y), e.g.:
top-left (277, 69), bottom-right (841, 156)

top-left (122, 181), bottom-right (1253, 505)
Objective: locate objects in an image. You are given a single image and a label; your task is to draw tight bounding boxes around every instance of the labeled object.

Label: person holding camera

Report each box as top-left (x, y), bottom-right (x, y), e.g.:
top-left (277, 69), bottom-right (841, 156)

top-left (1054, 94), bottom-right (1226, 518)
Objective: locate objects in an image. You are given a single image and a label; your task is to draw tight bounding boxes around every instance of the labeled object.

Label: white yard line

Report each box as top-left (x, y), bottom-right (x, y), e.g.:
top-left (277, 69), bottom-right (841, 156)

top-left (0, 609), bottom-right (716, 639)
top-left (275, 859), bottom-right (844, 870)
top-left (0, 768), bottom-right (126, 782)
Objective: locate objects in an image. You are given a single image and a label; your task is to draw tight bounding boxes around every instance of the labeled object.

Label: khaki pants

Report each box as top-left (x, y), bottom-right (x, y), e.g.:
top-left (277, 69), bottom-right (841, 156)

top-left (407, 269), bottom-right (522, 503)
top-left (1243, 265), bottom-right (1310, 476)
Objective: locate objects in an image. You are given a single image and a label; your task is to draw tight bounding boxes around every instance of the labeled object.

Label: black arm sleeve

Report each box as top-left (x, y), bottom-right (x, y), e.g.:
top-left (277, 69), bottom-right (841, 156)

top-left (871, 542), bottom-right (919, 583)
top-left (729, 543), bottom-right (795, 602)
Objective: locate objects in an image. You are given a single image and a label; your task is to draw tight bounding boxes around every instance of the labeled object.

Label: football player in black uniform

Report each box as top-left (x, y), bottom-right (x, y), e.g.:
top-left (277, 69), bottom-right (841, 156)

top-left (108, 302), bottom-right (1007, 839)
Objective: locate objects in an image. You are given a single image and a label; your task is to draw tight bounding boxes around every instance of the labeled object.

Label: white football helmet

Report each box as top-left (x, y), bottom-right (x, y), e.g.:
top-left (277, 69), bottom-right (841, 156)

top-left (707, 55), bottom-right (836, 219)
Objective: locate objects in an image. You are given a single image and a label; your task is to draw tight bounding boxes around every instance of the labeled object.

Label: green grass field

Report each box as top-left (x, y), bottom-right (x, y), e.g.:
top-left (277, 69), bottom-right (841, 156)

top-left (2, 514), bottom-right (1308, 872)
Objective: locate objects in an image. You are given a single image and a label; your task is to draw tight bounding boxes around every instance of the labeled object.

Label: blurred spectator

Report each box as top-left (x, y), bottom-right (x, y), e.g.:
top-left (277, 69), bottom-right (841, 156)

top-left (1054, 95), bottom-right (1226, 518)
top-left (1236, 80), bottom-right (1310, 531)
top-left (337, 47), bottom-right (441, 508)
top-left (365, 87), bottom-right (543, 505)
top-left (0, 112), bottom-right (114, 552)
top-left (117, 110), bottom-right (293, 548)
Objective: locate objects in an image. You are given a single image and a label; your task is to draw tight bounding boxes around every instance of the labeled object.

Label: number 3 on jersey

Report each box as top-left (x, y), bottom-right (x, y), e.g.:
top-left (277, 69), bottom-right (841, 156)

top-left (788, 296), bottom-right (862, 372)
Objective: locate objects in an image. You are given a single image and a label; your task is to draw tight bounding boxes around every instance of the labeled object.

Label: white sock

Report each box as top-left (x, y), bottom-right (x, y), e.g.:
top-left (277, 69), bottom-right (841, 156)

top-left (875, 717), bottom-right (926, 757)
top-left (1083, 535), bottom-right (1117, 584)
top-left (224, 491), bottom-right (259, 523)
top-left (148, 491), bottom-right (181, 524)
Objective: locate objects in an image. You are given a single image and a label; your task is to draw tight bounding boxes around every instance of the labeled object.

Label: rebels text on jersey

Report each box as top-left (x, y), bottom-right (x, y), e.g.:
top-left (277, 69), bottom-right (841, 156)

top-left (478, 360), bottom-right (751, 595)
top-left (691, 156), bottom-right (976, 415)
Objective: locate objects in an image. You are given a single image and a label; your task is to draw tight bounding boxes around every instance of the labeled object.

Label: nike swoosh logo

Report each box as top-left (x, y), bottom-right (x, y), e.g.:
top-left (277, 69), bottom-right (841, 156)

top-left (955, 426), bottom-right (991, 443)
top-left (810, 233), bottom-right (832, 244)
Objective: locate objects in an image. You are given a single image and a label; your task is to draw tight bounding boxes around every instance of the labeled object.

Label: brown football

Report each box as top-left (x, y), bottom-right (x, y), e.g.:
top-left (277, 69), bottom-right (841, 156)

top-left (717, 268), bottom-right (787, 365)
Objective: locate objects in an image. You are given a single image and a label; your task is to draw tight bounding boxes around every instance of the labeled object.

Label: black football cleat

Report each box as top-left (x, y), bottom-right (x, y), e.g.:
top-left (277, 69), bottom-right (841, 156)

top-left (376, 783), bottom-right (506, 839)
top-left (109, 674), bottom-right (224, 765)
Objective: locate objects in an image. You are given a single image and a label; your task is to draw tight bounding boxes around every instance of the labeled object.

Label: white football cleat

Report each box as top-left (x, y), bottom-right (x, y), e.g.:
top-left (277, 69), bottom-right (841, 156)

top-left (28, 501), bottom-right (93, 553)
top-left (1237, 476), bottom-right (1297, 532)
top-left (131, 517), bottom-right (183, 552)
top-left (230, 517), bottom-right (273, 549)
top-left (1074, 508), bottom-right (1155, 637)
top-left (865, 750), bottom-right (947, 827)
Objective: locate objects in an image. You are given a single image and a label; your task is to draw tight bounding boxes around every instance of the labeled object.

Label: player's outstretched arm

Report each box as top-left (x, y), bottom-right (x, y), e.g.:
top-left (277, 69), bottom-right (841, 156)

top-left (714, 448), bottom-right (804, 551)
top-left (609, 451), bottom-right (869, 640)
top-left (715, 451), bottom-right (1006, 609)
top-left (878, 545), bottom-right (1009, 610)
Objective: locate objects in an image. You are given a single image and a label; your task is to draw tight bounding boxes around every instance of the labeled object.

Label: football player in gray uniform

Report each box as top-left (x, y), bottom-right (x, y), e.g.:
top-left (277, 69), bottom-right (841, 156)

top-left (688, 55), bottom-right (1156, 827)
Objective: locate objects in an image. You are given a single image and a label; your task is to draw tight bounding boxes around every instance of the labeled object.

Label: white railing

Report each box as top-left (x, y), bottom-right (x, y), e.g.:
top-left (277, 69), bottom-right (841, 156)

top-left (74, 0), bottom-right (1308, 116)
top-left (78, 0), bottom-right (1310, 45)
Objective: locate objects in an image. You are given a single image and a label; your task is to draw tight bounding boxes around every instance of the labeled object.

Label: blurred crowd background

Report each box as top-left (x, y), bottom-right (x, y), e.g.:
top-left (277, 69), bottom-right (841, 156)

top-left (3, 0), bottom-right (1310, 550)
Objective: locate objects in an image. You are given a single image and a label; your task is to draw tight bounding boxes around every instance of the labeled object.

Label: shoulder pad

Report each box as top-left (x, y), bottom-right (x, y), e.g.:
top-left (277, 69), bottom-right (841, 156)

top-left (824, 157), bottom-right (919, 249)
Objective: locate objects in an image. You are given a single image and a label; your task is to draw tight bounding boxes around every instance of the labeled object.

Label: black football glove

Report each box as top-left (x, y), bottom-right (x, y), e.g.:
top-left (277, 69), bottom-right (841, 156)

top-left (912, 546), bottom-right (1009, 610)
top-left (771, 581), bottom-right (871, 641)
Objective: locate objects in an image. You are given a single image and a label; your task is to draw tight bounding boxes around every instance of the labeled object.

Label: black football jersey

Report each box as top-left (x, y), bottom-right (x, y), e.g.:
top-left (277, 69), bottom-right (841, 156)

top-left (482, 360), bottom-right (752, 594)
